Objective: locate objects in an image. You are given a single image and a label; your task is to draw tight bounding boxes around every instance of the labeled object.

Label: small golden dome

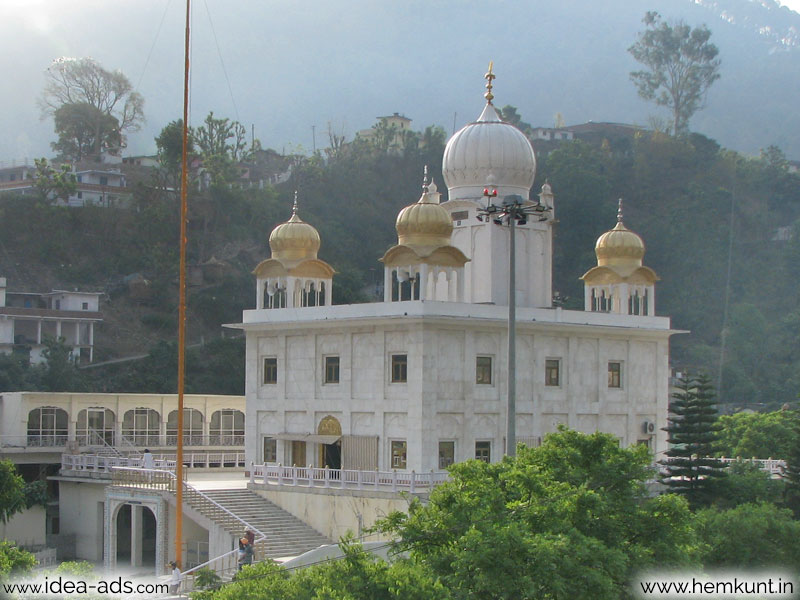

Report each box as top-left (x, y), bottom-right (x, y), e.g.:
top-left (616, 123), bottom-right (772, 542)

top-left (269, 197), bottom-right (320, 262)
top-left (396, 176), bottom-right (453, 249)
top-left (595, 200), bottom-right (645, 268)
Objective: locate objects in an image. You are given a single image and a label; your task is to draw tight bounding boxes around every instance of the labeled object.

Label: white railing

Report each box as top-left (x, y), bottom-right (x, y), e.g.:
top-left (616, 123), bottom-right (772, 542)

top-left (110, 466), bottom-right (266, 592)
top-left (250, 463), bottom-right (450, 493)
top-left (0, 434), bottom-right (69, 448)
top-left (60, 452), bottom-right (246, 474)
top-left (61, 453), bottom-right (176, 473)
top-left (718, 457), bottom-right (787, 476)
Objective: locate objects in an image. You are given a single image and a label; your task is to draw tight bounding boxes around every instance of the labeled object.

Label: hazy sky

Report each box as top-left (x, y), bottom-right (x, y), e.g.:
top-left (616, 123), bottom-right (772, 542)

top-left (0, 0), bottom-right (798, 163)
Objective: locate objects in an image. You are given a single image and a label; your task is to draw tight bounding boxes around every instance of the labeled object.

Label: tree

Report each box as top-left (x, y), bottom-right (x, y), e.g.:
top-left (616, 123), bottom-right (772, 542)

top-left (695, 503), bottom-right (800, 568)
top-left (38, 336), bottom-right (85, 392)
top-left (715, 410), bottom-right (797, 459)
top-left (376, 429), bottom-right (696, 600)
top-left (40, 57), bottom-right (144, 158)
top-left (660, 373), bottom-right (726, 507)
top-left (192, 111), bottom-right (249, 184)
top-left (784, 409), bottom-right (800, 517)
top-left (50, 102), bottom-right (122, 161)
top-left (629, 11), bottom-right (721, 136)
top-left (29, 157), bottom-right (77, 204)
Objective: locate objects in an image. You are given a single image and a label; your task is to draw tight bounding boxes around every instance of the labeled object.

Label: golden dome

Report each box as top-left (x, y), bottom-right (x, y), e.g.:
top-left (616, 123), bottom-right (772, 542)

top-left (396, 177), bottom-right (453, 249)
top-left (269, 198), bottom-right (320, 262)
top-left (595, 200), bottom-right (645, 269)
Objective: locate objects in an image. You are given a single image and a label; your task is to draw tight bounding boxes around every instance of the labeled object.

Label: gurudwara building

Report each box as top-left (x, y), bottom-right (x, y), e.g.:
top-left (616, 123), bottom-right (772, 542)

top-left (233, 71), bottom-right (675, 474)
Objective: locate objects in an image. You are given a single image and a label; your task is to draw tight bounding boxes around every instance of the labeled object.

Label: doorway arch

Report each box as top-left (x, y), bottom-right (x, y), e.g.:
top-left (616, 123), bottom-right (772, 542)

top-left (318, 416), bottom-right (342, 470)
top-left (114, 504), bottom-right (157, 568)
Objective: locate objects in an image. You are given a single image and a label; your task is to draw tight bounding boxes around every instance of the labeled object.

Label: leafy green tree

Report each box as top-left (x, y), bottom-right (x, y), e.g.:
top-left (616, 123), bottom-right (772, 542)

top-left (710, 461), bottom-right (783, 509)
top-left (40, 57), bottom-right (144, 157)
top-left (0, 461), bottom-right (27, 525)
top-left (660, 373), bottom-right (726, 507)
top-left (695, 503), bottom-right (800, 568)
top-left (50, 102), bottom-right (121, 161)
top-left (715, 410), bottom-right (797, 459)
top-left (37, 336), bottom-right (85, 392)
top-left (783, 409), bottom-right (800, 517)
top-left (629, 11), bottom-right (721, 135)
top-left (29, 158), bottom-right (77, 204)
top-left (0, 541), bottom-right (36, 581)
top-left (377, 429), bottom-right (696, 600)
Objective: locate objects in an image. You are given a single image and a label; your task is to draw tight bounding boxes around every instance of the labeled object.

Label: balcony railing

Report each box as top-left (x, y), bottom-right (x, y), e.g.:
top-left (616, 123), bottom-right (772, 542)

top-left (60, 452), bottom-right (246, 474)
top-left (1, 433), bottom-right (244, 450)
top-left (250, 463), bottom-right (450, 493)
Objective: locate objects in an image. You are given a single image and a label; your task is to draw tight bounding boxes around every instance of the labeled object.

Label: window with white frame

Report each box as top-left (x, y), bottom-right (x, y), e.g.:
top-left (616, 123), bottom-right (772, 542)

top-left (122, 407), bottom-right (161, 446)
top-left (608, 361), bottom-right (622, 388)
top-left (263, 437), bottom-right (277, 463)
top-left (210, 409), bottom-right (245, 445)
top-left (391, 440), bottom-right (407, 469)
top-left (27, 407), bottom-right (68, 446)
top-left (545, 359), bottom-right (561, 387)
top-left (439, 441), bottom-right (455, 468)
top-left (167, 408), bottom-right (205, 445)
top-left (263, 357), bottom-right (278, 384)
top-left (476, 356), bottom-right (492, 385)
top-left (475, 440), bottom-right (491, 463)
top-left (77, 407), bottom-right (115, 446)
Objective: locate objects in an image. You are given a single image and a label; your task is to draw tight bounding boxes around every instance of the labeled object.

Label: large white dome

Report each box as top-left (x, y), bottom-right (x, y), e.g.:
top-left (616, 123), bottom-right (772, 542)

top-left (442, 103), bottom-right (536, 203)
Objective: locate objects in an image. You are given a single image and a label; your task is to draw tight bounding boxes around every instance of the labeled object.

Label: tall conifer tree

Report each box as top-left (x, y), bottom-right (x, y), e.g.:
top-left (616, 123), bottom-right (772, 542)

top-left (660, 373), bottom-right (725, 507)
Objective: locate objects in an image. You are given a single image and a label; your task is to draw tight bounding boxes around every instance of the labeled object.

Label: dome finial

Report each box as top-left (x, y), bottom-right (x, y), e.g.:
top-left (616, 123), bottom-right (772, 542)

top-left (617, 198), bottom-right (623, 224)
top-left (422, 165), bottom-right (429, 193)
top-left (292, 190), bottom-right (299, 217)
top-left (484, 61), bottom-right (495, 105)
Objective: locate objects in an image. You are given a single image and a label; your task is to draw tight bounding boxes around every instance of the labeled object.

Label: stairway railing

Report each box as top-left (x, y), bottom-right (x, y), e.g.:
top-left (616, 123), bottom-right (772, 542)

top-left (110, 466), bottom-right (267, 591)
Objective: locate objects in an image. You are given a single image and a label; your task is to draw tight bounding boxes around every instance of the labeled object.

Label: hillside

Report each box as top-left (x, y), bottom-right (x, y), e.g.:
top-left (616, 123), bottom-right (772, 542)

top-left (2, 122), bottom-right (799, 405)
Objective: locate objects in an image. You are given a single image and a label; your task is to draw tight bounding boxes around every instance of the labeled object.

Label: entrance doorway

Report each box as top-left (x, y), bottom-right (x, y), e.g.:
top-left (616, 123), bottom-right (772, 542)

top-left (317, 415), bottom-right (342, 470)
top-left (115, 504), bottom-right (156, 568)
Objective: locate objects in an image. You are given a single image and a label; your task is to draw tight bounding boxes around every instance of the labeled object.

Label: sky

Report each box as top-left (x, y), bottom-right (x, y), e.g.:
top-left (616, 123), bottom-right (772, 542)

top-left (0, 0), bottom-right (798, 163)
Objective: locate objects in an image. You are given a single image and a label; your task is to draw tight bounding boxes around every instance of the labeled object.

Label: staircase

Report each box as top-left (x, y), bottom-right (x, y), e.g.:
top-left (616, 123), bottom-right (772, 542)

top-left (197, 489), bottom-right (331, 559)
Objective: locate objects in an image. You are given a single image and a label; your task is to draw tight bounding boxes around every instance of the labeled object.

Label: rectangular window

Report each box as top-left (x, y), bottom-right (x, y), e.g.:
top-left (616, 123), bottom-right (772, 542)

top-left (324, 356), bottom-right (340, 384)
top-left (451, 210), bottom-right (468, 221)
top-left (391, 354), bottom-right (407, 383)
top-left (263, 357), bottom-right (278, 384)
top-left (608, 361), bottom-right (622, 388)
top-left (476, 356), bottom-right (492, 385)
top-left (391, 440), bottom-right (407, 469)
top-left (263, 437), bottom-right (277, 462)
top-left (475, 441), bottom-right (491, 463)
top-left (99, 176), bottom-right (108, 186)
top-left (545, 359), bottom-right (560, 386)
top-left (82, 302), bottom-right (89, 310)
top-left (439, 441), bottom-right (455, 469)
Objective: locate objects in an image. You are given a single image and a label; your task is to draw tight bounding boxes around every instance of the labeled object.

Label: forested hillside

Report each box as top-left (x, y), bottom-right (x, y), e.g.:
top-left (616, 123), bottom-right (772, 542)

top-left (1, 121), bottom-right (799, 406)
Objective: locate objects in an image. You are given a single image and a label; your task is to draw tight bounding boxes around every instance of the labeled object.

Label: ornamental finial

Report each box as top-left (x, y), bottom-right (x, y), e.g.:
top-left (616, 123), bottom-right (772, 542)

top-left (617, 198), bottom-right (624, 223)
top-left (484, 61), bottom-right (495, 104)
top-left (422, 165), bottom-right (429, 193)
top-left (292, 191), bottom-right (298, 217)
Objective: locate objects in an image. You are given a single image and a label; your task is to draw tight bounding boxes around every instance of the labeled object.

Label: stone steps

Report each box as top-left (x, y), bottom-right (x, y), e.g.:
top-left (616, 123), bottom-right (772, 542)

top-left (196, 489), bottom-right (331, 559)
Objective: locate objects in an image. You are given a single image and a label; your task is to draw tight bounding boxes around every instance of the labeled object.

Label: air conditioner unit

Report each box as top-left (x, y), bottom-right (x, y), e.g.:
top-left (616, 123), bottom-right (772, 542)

top-left (643, 421), bottom-right (656, 435)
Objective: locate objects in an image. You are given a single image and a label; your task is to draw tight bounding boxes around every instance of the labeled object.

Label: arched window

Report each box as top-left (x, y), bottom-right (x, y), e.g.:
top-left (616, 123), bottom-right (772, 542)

top-left (77, 408), bottom-right (115, 446)
top-left (27, 407), bottom-right (68, 447)
top-left (122, 408), bottom-right (160, 446)
top-left (210, 409), bottom-right (244, 446)
top-left (166, 408), bottom-right (204, 445)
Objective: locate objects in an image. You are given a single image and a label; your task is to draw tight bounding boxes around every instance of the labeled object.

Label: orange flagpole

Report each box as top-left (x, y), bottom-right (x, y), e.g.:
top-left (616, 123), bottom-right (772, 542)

top-left (175, 0), bottom-right (190, 570)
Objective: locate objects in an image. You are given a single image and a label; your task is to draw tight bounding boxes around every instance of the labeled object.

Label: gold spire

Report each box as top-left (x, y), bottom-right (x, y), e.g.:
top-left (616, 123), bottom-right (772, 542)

top-left (422, 165), bottom-right (429, 193)
top-left (617, 198), bottom-right (623, 223)
top-left (484, 61), bottom-right (495, 104)
top-left (292, 190), bottom-right (298, 217)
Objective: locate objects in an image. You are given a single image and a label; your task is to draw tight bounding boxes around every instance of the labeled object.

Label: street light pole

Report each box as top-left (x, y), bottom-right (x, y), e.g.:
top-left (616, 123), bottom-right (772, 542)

top-left (507, 212), bottom-right (516, 457)
top-left (477, 192), bottom-right (551, 458)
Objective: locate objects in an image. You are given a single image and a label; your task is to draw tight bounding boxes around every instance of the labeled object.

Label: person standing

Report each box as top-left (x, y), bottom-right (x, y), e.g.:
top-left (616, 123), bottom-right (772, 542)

top-left (168, 561), bottom-right (182, 595)
top-left (142, 449), bottom-right (155, 469)
top-left (238, 537), bottom-right (253, 570)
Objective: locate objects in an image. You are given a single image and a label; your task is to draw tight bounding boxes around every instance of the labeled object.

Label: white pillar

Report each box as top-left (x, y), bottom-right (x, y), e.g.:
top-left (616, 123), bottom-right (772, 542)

top-left (131, 505), bottom-right (142, 567)
top-left (325, 279), bottom-right (333, 306)
top-left (383, 268), bottom-right (392, 303)
top-left (584, 286), bottom-right (592, 311)
top-left (256, 278), bottom-right (264, 309)
top-left (37, 320), bottom-right (42, 344)
top-left (419, 265), bottom-right (429, 301)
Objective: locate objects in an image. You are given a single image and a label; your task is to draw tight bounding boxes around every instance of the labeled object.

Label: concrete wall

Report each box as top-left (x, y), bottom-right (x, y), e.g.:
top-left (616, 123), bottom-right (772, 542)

top-left (0, 505), bottom-right (46, 546)
top-left (252, 485), bottom-right (413, 542)
top-left (59, 479), bottom-right (107, 561)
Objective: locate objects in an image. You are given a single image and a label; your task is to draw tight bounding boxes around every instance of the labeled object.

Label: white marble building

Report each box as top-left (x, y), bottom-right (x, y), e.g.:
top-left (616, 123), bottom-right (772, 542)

top-left (232, 71), bottom-right (679, 474)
